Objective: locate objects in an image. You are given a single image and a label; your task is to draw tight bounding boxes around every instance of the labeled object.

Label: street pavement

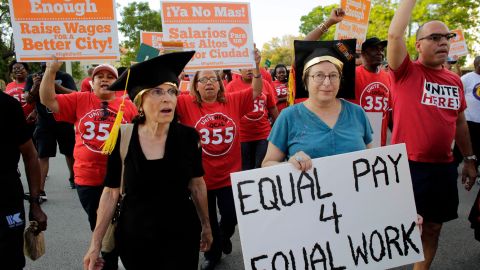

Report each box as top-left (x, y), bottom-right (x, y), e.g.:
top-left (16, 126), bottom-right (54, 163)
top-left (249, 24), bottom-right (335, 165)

top-left (19, 154), bottom-right (480, 270)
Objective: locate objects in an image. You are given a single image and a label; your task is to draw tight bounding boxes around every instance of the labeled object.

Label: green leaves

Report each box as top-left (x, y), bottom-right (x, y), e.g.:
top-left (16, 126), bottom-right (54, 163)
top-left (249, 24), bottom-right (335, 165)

top-left (118, 2), bottom-right (162, 66)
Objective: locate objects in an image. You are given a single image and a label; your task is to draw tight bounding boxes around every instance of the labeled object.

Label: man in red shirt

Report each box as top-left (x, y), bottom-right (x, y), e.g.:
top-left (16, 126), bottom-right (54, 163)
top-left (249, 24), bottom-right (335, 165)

top-left (351, 37), bottom-right (391, 147)
top-left (388, 1), bottom-right (477, 269)
top-left (226, 68), bottom-right (278, 171)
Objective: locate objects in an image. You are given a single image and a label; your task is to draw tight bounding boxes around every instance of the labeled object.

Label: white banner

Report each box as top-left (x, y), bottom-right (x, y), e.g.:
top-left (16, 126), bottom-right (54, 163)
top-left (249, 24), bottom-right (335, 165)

top-left (161, 1), bottom-right (255, 72)
top-left (231, 144), bottom-right (424, 270)
top-left (9, 0), bottom-right (120, 62)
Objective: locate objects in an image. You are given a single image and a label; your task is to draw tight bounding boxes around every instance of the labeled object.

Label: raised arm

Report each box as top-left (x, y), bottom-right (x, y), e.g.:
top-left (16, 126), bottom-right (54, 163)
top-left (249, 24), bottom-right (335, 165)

top-left (39, 57), bottom-right (64, 113)
top-left (252, 45), bottom-right (263, 99)
top-left (387, 0), bottom-right (416, 70)
top-left (304, 8), bottom-right (345, 41)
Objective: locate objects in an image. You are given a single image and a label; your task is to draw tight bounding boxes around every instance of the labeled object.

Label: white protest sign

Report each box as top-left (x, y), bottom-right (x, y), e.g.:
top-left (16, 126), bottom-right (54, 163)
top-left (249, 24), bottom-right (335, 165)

top-left (334, 0), bottom-right (371, 52)
top-left (9, 0), bottom-right (120, 62)
top-left (140, 31), bottom-right (164, 50)
top-left (449, 29), bottom-right (469, 57)
top-left (161, 1), bottom-right (255, 72)
top-left (231, 143), bottom-right (424, 270)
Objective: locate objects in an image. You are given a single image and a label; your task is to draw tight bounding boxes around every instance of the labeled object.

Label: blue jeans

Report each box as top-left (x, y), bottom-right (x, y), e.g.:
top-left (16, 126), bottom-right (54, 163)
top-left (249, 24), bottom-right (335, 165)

top-left (241, 139), bottom-right (268, 170)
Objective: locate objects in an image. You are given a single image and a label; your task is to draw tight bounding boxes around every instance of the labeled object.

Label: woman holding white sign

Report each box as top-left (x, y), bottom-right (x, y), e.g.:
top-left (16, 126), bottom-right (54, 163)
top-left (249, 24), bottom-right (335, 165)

top-left (262, 39), bottom-right (373, 170)
top-left (176, 47), bottom-right (263, 270)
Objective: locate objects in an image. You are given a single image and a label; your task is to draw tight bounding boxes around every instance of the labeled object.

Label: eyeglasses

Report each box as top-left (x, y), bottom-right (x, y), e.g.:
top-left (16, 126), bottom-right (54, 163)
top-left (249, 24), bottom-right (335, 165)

top-left (100, 101), bottom-right (109, 120)
top-left (418, 33), bottom-right (456, 42)
top-left (148, 87), bottom-right (178, 97)
top-left (197, 77), bottom-right (220, 84)
top-left (309, 73), bottom-right (340, 83)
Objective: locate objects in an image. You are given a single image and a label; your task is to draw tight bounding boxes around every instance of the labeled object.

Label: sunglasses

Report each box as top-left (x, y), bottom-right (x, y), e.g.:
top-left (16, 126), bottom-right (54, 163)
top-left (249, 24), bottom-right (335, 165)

top-left (100, 101), bottom-right (109, 120)
top-left (418, 33), bottom-right (456, 42)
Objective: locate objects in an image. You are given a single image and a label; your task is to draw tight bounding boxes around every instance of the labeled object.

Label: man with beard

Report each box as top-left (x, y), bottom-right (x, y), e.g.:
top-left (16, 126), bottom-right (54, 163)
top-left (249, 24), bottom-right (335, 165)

top-left (351, 38), bottom-right (392, 147)
top-left (388, 0), bottom-right (477, 269)
top-left (272, 64), bottom-right (289, 112)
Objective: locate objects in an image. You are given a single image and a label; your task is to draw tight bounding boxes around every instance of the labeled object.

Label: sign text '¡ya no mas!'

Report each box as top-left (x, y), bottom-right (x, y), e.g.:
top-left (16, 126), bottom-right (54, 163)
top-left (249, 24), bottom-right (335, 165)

top-left (29, 0), bottom-right (98, 17)
top-left (165, 5), bottom-right (246, 18)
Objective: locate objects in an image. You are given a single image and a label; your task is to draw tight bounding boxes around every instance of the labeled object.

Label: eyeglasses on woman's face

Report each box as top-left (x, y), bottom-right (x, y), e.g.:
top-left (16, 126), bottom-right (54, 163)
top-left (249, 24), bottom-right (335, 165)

top-left (309, 72), bottom-right (340, 84)
top-left (147, 87), bottom-right (179, 97)
top-left (197, 77), bottom-right (220, 84)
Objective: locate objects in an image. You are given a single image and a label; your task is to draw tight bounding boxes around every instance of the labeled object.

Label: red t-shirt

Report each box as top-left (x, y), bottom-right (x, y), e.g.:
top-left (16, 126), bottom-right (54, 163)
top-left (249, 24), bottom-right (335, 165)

top-left (226, 79), bottom-right (276, 142)
top-left (54, 92), bottom-right (138, 186)
top-left (5, 81), bottom-right (34, 118)
top-left (176, 90), bottom-right (253, 190)
top-left (390, 55), bottom-right (466, 163)
top-left (261, 68), bottom-right (273, 84)
top-left (272, 80), bottom-right (289, 112)
top-left (350, 66), bottom-right (392, 146)
top-left (80, 77), bottom-right (92, 92)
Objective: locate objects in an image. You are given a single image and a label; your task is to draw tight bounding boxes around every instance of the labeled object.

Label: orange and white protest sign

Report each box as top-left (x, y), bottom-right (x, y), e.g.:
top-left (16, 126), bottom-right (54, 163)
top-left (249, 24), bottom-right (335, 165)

top-left (161, 1), bottom-right (255, 72)
top-left (140, 31), bottom-right (164, 50)
top-left (8, 0), bottom-right (120, 62)
top-left (334, 0), bottom-right (371, 52)
top-left (449, 29), bottom-right (469, 57)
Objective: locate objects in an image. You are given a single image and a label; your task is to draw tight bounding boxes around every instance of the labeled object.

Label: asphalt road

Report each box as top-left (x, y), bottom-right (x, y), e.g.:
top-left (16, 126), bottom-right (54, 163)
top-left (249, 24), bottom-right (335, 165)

top-left (19, 154), bottom-right (480, 270)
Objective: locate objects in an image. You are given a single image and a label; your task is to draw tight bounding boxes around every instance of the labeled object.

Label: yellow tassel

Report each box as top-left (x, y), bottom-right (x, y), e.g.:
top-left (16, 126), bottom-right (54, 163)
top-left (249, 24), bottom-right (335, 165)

top-left (287, 65), bottom-right (296, 106)
top-left (101, 105), bottom-right (125, 155)
top-left (101, 69), bottom-right (131, 155)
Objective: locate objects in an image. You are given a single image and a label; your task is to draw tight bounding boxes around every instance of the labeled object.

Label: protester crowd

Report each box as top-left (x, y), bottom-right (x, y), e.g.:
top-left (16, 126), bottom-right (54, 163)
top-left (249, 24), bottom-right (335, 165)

top-left (2, 0), bottom-right (480, 269)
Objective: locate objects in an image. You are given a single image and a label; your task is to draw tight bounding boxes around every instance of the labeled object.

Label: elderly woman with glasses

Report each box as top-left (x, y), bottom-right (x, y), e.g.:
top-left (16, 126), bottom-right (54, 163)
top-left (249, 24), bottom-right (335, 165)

top-left (84, 52), bottom-right (212, 270)
top-left (175, 48), bottom-right (263, 270)
top-left (262, 39), bottom-right (373, 171)
top-left (39, 57), bottom-right (137, 269)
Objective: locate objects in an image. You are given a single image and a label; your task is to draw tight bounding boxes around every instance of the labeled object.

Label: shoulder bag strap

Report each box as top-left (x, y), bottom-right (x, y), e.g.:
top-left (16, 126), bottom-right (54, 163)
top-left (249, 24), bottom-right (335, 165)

top-left (119, 124), bottom-right (133, 196)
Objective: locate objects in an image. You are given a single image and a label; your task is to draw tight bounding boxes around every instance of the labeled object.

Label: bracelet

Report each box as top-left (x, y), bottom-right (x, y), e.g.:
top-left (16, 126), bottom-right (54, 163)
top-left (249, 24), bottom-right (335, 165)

top-left (253, 74), bottom-right (262, 79)
top-left (464, 155), bottom-right (477, 162)
top-left (29, 196), bottom-right (41, 204)
top-left (318, 22), bottom-right (329, 33)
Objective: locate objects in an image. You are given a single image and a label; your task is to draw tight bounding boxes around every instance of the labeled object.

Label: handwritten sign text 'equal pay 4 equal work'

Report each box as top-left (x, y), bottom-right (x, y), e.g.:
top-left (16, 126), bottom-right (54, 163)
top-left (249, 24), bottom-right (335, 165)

top-left (231, 144), bottom-right (424, 270)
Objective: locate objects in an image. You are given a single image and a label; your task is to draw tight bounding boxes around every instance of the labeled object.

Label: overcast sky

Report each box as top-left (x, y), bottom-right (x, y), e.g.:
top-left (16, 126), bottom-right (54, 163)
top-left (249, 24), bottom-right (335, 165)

top-left (116, 0), bottom-right (338, 47)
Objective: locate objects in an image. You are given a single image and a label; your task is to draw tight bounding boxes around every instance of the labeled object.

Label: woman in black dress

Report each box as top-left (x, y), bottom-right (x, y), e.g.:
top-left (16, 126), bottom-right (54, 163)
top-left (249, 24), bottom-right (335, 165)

top-left (83, 51), bottom-right (212, 270)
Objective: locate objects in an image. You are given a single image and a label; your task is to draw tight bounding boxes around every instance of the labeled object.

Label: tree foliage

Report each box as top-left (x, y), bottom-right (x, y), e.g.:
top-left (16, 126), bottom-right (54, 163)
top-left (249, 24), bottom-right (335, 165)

top-left (298, 0), bottom-right (480, 63)
top-left (118, 2), bottom-right (163, 66)
top-left (0, 0), bottom-right (14, 81)
top-left (261, 35), bottom-right (302, 67)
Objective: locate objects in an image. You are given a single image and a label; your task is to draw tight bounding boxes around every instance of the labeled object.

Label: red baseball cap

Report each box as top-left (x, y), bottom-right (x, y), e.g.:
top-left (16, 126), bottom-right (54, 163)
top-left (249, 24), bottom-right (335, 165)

top-left (92, 64), bottom-right (118, 79)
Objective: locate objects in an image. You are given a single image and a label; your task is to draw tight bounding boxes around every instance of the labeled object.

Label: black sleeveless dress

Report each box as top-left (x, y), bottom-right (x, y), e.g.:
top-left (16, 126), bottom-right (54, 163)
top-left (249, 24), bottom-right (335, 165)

top-left (104, 122), bottom-right (204, 269)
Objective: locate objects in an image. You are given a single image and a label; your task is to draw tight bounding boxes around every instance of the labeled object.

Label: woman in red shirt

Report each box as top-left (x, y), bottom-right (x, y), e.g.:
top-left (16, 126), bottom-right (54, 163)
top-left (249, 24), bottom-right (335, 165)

top-left (176, 48), bottom-right (262, 270)
top-left (39, 58), bottom-right (137, 269)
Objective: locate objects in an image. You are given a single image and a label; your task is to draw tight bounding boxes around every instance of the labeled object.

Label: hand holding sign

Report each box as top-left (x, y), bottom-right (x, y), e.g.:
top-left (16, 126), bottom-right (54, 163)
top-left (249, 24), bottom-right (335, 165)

top-left (288, 151), bottom-right (313, 171)
top-left (45, 55), bottom-right (63, 74)
top-left (329, 8), bottom-right (346, 25)
top-left (254, 44), bottom-right (261, 68)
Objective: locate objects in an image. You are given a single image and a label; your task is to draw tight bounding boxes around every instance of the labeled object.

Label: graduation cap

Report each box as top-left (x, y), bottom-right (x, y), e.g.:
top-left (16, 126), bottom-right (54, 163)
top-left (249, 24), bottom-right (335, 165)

top-left (109, 51), bottom-right (195, 101)
top-left (290, 39), bottom-right (356, 100)
top-left (101, 51), bottom-right (195, 154)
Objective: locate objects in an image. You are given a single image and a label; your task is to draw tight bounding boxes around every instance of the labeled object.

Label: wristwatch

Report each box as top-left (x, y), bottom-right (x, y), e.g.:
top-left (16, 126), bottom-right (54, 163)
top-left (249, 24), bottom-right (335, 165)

top-left (29, 196), bottom-right (42, 204)
top-left (253, 73), bottom-right (262, 78)
top-left (464, 155), bottom-right (477, 162)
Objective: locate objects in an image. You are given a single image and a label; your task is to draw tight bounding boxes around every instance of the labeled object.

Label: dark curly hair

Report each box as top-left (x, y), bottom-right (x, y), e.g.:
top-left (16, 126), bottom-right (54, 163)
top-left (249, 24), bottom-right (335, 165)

top-left (8, 60), bottom-right (30, 74)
